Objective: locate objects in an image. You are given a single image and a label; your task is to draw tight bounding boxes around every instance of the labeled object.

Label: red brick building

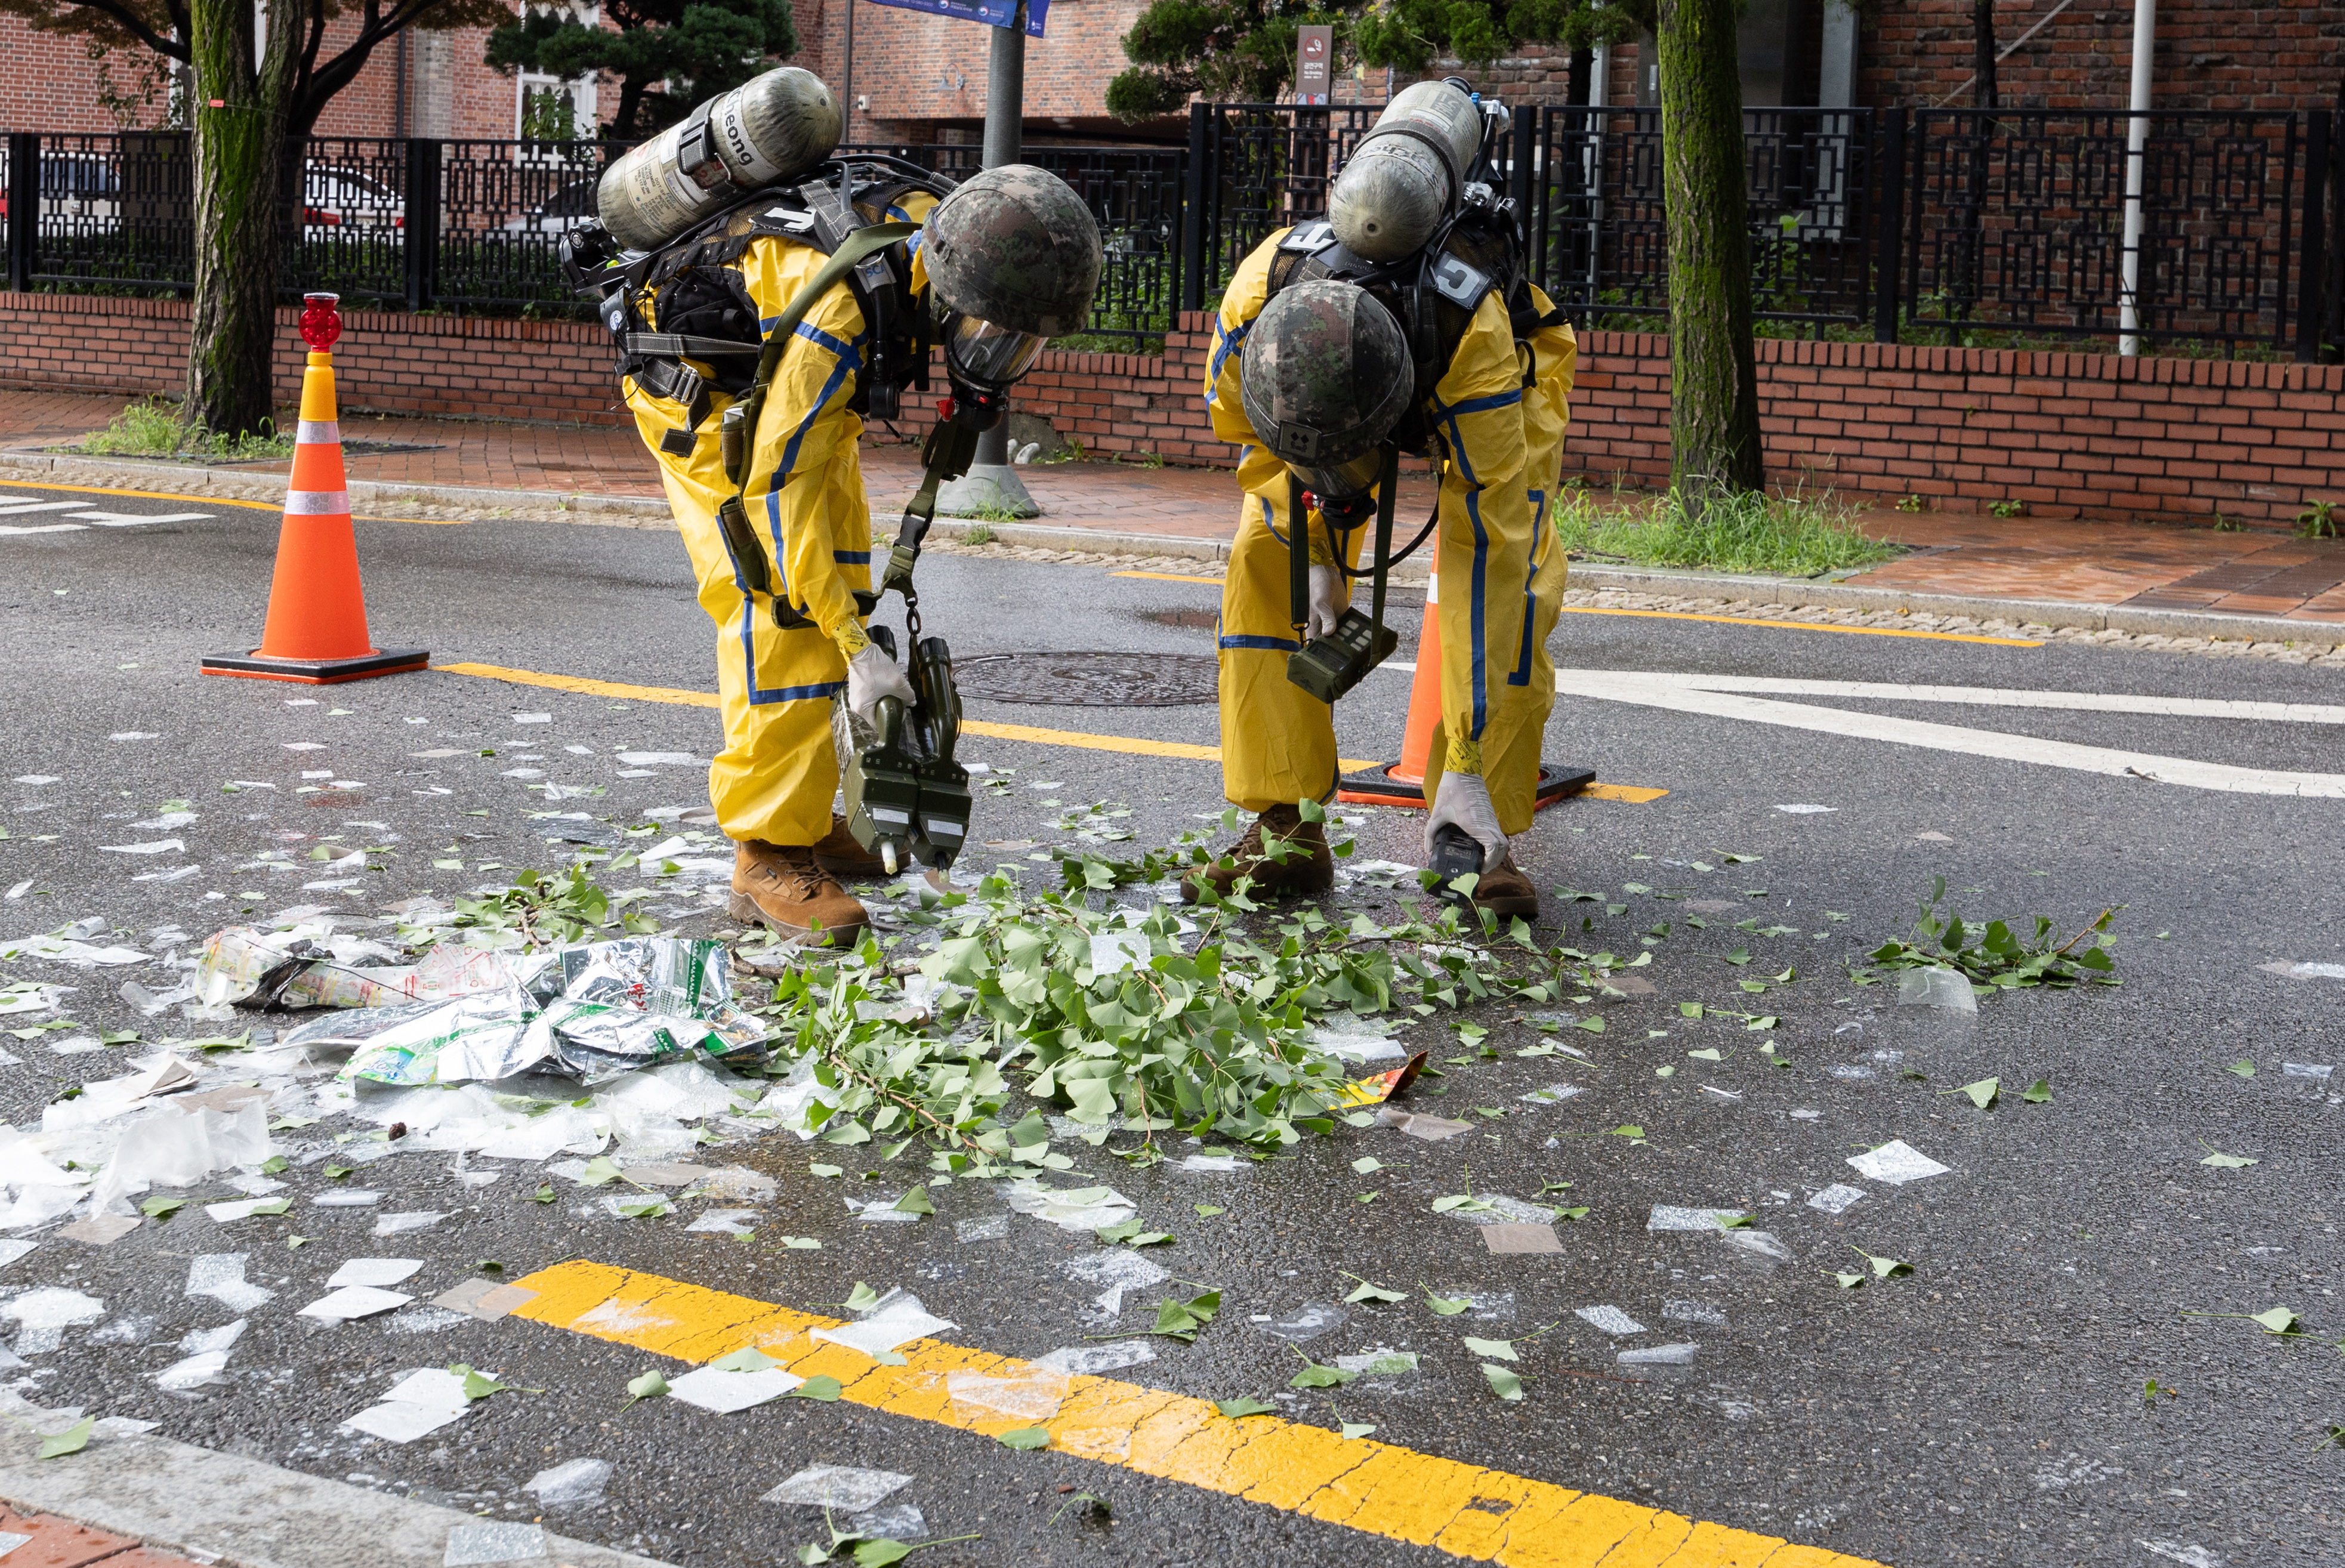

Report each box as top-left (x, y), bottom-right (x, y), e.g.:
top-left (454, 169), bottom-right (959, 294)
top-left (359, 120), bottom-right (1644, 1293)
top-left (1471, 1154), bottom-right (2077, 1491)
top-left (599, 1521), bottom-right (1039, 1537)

top-left (3, 0), bottom-right (2338, 145)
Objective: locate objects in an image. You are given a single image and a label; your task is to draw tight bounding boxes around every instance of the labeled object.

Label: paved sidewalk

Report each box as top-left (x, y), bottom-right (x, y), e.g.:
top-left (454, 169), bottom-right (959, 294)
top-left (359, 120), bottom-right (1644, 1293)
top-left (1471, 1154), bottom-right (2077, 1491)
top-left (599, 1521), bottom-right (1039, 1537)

top-left (8, 388), bottom-right (2344, 626)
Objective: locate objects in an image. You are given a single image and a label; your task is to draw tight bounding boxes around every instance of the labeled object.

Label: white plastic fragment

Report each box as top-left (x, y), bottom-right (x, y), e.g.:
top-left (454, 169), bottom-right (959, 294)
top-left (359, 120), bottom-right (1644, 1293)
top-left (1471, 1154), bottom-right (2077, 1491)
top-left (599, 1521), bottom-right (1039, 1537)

top-left (808, 1296), bottom-right (954, 1359)
top-left (328, 1258), bottom-right (424, 1289)
top-left (761, 1465), bottom-right (914, 1512)
top-left (1618, 1342), bottom-right (1699, 1366)
top-left (999, 1180), bottom-right (1135, 1230)
top-left (1256, 1302), bottom-right (1349, 1342)
top-left (1662, 1299), bottom-right (1727, 1326)
top-left (372, 1212), bottom-right (446, 1237)
top-left (945, 1368), bottom-right (1070, 1422)
top-left (1519, 1083), bottom-right (1585, 1106)
top-left (186, 1254), bottom-right (274, 1312)
top-left (0, 1241), bottom-right (35, 1270)
top-left (155, 1350), bottom-right (232, 1390)
top-left (300, 1285), bottom-right (413, 1322)
top-left (2282, 1063), bottom-right (2334, 1080)
top-left (954, 1215), bottom-right (1009, 1243)
top-left (444, 1524), bottom-right (547, 1567)
top-left (1773, 804), bottom-right (1838, 814)
top-left (1033, 1341), bottom-right (1155, 1374)
top-left (665, 1364), bottom-right (804, 1413)
top-left (1807, 1183), bottom-right (1868, 1215)
top-left (1720, 1230), bottom-right (1792, 1261)
top-left (1331, 1349), bottom-right (1420, 1375)
top-left (1896, 967), bottom-right (1977, 1013)
top-left (1574, 1305), bottom-right (1645, 1336)
top-left (526, 1458), bottom-right (612, 1507)
top-left (1846, 1140), bottom-right (1951, 1185)
top-left (1647, 1205), bottom-right (1742, 1233)
top-left (314, 1190), bottom-right (382, 1206)
top-left (687, 1210), bottom-right (760, 1235)
top-left (180, 1320), bottom-right (247, 1354)
top-left (1, 1288), bottom-right (105, 1352)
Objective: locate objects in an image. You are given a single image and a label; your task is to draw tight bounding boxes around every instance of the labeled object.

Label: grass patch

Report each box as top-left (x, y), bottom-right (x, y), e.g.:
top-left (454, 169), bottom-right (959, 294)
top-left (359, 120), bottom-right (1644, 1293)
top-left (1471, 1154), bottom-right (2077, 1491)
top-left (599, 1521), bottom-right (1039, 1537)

top-left (1551, 486), bottom-right (1900, 578)
top-left (79, 397), bottom-right (296, 462)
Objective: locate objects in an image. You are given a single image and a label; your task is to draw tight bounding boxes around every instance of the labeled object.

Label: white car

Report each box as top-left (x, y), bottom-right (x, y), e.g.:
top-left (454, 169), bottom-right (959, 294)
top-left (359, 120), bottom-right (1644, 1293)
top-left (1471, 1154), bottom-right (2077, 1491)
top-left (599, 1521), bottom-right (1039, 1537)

top-left (303, 166), bottom-right (404, 236)
top-left (501, 177), bottom-right (600, 234)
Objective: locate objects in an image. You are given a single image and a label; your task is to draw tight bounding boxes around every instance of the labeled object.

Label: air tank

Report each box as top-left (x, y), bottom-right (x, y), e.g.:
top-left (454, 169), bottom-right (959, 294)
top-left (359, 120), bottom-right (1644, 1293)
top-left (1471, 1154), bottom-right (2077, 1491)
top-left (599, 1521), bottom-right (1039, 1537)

top-left (597, 66), bottom-right (843, 252)
top-left (1328, 79), bottom-right (1484, 262)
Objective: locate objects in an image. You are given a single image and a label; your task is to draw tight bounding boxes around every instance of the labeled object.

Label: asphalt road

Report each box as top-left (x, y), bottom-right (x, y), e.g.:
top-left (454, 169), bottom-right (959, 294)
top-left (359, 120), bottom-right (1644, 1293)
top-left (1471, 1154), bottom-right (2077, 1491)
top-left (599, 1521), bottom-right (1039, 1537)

top-left (0, 477), bottom-right (2340, 1568)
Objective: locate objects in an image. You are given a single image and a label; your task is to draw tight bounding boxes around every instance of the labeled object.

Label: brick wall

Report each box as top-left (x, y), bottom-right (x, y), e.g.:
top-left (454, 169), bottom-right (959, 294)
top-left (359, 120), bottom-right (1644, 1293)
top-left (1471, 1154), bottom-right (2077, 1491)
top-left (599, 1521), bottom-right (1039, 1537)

top-left (1859, 0), bottom-right (2344, 112)
top-left (7, 291), bottom-right (2338, 529)
top-left (0, 291), bottom-right (622, 422)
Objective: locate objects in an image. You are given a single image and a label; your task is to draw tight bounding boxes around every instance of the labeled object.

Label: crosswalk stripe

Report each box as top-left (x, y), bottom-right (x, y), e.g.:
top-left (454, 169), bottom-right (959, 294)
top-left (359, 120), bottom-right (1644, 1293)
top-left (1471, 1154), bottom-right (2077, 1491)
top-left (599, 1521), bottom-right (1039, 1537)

top-left (510, 1261), bottom-right (1883, 1568)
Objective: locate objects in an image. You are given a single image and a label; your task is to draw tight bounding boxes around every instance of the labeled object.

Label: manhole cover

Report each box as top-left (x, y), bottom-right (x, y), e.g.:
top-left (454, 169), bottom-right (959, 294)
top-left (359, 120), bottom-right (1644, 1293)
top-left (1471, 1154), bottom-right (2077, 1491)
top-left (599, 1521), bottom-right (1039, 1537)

top-left (955, 651), bottom-right (1220, 706)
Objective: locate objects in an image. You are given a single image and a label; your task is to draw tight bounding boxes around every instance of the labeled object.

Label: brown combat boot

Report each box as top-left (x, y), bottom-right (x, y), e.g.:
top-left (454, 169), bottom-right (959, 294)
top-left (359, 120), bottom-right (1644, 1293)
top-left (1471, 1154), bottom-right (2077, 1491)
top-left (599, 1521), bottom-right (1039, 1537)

top-left (730, 841), bottom-right (870, 946)
top-left (1471, 851), bottom-right (1539, 920)
top-left (811, 813), bottom-right (888, 879)
top-left (1180, 804), bottom-right (1334, 905)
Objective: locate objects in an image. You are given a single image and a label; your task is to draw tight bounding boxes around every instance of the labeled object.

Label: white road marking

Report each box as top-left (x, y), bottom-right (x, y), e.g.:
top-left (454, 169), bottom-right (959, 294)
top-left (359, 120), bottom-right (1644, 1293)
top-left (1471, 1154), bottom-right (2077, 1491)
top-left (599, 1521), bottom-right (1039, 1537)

top-left (68, 511), bottom-right (212, 526)
top-left (1554, 669), bottom-right (2345, 799)
top-left (1655, 675), bottom-right (2345, 726)
top-left (0, 523), bottom-right (88, 536)
top-left (0, 501), bottom-right (92, 515)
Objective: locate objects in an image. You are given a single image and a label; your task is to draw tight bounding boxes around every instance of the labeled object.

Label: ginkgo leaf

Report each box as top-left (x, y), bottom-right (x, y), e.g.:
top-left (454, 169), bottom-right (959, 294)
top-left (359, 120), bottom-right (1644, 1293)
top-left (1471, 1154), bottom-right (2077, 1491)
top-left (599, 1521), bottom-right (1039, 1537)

top-left (1834, 1271), bottom-right (1866, 1289)
top-left (1462, 1335), bottom-right (1517, 1362)
top-left (1342, 1276), bottom-right (1406, 1304)
top-left (997, 1427), bottom-right (1052, 1450)
top-left (892, 1185), bottom-right (934, 1216)
top-left (1214, 1396), bottom-right (1277, 1419)
top-left (36, 1416), bottom-right (92, 1459)
top-left (1289, 1362), bottom-right (1356, 1390)
top-left (2250, 1306), bottom-right (2300, 1334)
top-left (788, 1375), bottom-right (844, 1402)
top-left (1424, 1292), bottom-right (1472, 1316)
top-left (1480, 1363), bottom-right (1525, 1401)
top-left (2022, 1078), bottom-right (2051, 1103)
top-left (1338, 1421), bottom-right (1378, 1440)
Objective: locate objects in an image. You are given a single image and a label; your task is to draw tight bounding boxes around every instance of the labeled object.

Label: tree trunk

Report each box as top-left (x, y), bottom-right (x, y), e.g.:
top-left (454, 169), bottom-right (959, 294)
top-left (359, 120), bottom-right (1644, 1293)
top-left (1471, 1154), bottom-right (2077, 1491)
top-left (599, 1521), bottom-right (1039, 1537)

top-left (1656, 0), bottom-right (1764, 502)
top-left (186, 0), bottom-right (297, 440)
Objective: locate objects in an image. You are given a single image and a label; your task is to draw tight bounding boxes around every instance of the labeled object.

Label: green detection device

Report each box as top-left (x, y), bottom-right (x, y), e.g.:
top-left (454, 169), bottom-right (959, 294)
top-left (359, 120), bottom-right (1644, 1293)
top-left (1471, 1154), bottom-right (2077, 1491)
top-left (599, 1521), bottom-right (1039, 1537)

top-left (1285, 448), bottom-right (1404, 705)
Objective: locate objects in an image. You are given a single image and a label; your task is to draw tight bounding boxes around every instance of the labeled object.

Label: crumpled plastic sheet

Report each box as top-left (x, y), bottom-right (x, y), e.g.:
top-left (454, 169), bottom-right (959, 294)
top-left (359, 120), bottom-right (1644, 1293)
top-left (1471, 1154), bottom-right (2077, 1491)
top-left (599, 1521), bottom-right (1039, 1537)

top-left (284, 938), bottom-right (769, 1086)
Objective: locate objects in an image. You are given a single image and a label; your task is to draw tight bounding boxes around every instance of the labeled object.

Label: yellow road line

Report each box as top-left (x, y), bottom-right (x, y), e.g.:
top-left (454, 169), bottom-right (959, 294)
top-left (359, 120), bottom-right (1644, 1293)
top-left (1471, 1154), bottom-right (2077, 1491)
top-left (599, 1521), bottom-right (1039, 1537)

top-left (0, 475), bottom-right (437, 524)
top-left (1559, 605), bottom-right (2043, 647)
top-left (1111, 569), bottom-right (1225, 585)
top-left (1582, 783), bottom-right (1668, 803)
top-left (440, 661), bottom-right (718, 708)
top-left (439, 662), bottom-right (1666, 802)
top-left (511, 1261), bottom-right (1878, 1568)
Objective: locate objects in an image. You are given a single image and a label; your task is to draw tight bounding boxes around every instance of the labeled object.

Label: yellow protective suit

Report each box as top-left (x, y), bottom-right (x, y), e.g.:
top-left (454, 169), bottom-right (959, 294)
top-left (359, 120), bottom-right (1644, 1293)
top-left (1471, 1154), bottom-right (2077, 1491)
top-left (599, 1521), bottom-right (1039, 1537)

top-left (1420, 295), bottom-right (1578, 835)
top-left (622, 199), bottom-right (933, 849)
top-left (1205, 230), bottom-right (1536, 826)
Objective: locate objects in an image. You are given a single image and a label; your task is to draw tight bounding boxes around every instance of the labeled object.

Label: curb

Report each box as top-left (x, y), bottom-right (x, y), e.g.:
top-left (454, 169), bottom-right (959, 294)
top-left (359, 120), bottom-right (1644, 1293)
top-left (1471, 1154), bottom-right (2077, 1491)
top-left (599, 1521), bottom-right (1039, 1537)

top-left (1563, 564), bottom-right (2345, 648)
top-left (0, 1405), bottom-right (675, 1568)
top-left (9, 450), bottom-right (2342, 644)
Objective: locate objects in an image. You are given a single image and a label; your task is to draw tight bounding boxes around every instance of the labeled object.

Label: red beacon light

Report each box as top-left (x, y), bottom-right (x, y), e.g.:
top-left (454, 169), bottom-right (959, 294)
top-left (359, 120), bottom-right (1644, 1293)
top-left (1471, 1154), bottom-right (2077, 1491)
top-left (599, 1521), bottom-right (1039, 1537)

top-left (299, 292), bottom-right (343, 352)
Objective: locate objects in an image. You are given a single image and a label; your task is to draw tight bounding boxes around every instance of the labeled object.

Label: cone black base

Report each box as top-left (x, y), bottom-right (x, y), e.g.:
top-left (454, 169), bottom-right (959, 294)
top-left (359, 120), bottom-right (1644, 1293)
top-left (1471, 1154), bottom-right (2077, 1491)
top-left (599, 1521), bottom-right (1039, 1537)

top-left (1337, 761), bottom-right (1595, 810)
top-left (200, 647), bottom-right (431, 685)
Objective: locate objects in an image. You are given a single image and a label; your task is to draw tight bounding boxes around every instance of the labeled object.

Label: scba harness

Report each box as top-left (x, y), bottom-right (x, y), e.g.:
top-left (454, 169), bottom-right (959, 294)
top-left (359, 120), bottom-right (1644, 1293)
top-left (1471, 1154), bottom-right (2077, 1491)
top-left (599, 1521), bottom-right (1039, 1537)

top-left (566, 155), bottom-right (951, 443)
top-left (1260, 183), bottom-right (1563, 707)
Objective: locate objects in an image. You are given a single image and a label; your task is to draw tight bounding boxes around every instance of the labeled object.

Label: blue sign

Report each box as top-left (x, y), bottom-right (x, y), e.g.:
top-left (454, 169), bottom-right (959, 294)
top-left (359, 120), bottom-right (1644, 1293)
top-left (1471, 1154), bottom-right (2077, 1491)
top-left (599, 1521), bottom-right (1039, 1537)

top-left (862, 0), bottom-right (1047, 36)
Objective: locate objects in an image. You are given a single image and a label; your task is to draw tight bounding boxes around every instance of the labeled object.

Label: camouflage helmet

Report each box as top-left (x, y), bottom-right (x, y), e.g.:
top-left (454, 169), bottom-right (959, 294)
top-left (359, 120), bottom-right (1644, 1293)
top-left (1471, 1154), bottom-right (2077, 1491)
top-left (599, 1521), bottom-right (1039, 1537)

top-left (1239, 280), bottom-right (1414, 497)
top-left (922, 165), bottom-right (1103, 337)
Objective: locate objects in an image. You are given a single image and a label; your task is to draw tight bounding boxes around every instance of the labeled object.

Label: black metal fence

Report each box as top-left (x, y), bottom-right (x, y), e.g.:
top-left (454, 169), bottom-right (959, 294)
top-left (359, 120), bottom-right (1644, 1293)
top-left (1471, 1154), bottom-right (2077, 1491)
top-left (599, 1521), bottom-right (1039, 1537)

top-left (5, 108), bottom-right (2338, 356)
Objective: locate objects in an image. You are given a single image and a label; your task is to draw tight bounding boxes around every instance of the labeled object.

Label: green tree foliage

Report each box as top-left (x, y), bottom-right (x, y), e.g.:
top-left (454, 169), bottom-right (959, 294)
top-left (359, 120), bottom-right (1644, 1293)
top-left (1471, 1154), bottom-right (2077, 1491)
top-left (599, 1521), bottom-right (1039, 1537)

top-left (1107, 0), bottom-right (1650, 122)
top-left (0, 0), bottom-right (511, 137)
top-left (486, 0), bottom-right (800, 140)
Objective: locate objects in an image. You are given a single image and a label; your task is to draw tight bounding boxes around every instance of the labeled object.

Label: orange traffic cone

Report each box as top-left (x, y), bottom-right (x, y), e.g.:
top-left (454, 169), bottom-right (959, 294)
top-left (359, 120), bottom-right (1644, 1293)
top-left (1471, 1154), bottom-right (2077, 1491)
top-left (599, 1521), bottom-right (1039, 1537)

top-left (200, 294), bottom-right (427, 684)
top-left (1337, 569), bottom-right (1588, 810)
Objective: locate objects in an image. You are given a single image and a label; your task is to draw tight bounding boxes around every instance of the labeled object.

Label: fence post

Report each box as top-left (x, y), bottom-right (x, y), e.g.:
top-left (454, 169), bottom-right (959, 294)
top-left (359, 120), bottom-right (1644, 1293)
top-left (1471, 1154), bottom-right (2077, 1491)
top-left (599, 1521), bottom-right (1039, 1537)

top-left (6, 132), bottom-right (37, 294)
top-left (403, 137), bottom-right (439, 313)
top-left (2297, 111), bottom-right (2330, 363)
top-left (1872, 109), bottom-right (1905, 344)
top-left (1182, 103), bottom-right (1208, 314)
top-left (1509, 103), bottom-right (1535, 220)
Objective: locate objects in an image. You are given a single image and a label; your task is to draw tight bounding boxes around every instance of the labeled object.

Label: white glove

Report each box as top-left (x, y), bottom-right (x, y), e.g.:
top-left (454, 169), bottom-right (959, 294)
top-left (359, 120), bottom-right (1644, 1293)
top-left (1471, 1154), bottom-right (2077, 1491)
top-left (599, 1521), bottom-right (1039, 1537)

top-left (1424, 771), bottom-right (1508, 870)
top-left (1306, 562), bottom-right (1347, 641)
top-left (846, 642), bottom-right (917, 727)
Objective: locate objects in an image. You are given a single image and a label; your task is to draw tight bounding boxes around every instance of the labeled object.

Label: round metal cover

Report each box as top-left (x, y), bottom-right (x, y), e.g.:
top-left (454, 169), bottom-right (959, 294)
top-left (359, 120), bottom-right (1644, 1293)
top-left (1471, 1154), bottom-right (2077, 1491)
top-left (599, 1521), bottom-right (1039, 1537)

top-left (955, 651), bottom-right (1220, 707)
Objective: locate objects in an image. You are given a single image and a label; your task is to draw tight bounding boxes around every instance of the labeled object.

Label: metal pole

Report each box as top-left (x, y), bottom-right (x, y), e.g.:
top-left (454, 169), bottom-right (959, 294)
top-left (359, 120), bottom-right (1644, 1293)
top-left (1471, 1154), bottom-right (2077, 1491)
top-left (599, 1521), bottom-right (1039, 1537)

top-left (2297, 111), bottom-right (2329, 363)
top-left (841, 0), bottom-right (857, 141)
top-left (2118, 0), bottom-right (2156, 356)
top-left (937, 0), bottom-right (1039, 516)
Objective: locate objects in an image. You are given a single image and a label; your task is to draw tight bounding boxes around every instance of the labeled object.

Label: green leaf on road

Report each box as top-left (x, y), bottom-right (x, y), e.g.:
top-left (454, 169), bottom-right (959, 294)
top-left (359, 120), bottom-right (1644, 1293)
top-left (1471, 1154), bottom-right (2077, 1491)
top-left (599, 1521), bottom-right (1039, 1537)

top-left (1940, 1077), bottom-right (1999, 1110)
top-left (1194, 1204), bottom-right (1225, 1218)
top-left (1480, 1364), bottom-right (1525, 1402)
top-left (1609, 1125), bottom-right (1644, 1138)
top-left (1350, 1157), bottom-right (1384, 1175)
top-left (1462, 1336), bottom-right (1517, 1362)
top-left (1341, 1274), bottom-right (1406, 1304)
top-left (579, 1156), bottom-right (623, 1187)
top-left (622, 1371), bottom-right (669, 1408)
top-left (810, 1163), bottom-right (844, 1177)
top-left (528, 1183), bottom-right (555, 1203)
top-left (1339, 1421), bottom-right (1378, 1440)
top-left (997, 1426), bottom-right (1053, 1450)
top-left (2251, 1306), bottom-right (2300, 1335)
top-left (2226, 1060), bottom-right (2255, 1077)
top-left (1834, 1271), bottom-right (1867, 1289)
top-left (1686, 1048), bottom-right (1722, 1061)
top-left (36, 1417), bottom-right (93, 1459)
top-left (2022, 1078), bottom-right (2051, 1104)
top-left (1424, 1292), bottom-right (1472, 1316)
top-left (892, 1184), bottom-right (934, 1216)
top-left (788, 1375), bottom-right (844, 1402)
top-left (1152, 1290), bottom-right (1222, 1342)
top-left (2197, 1139), bottom-right (2258, 1168)
top-left (1289, 1360), bottom-right (1357, 1390)
top-left (1214, 1396), bottom-right (1278, 1419)
top-left (1678, 1002), bottom-right (1705, 1018)
top-left (1572, 1016), bottom-right (1606, 1034)
top-left (139, 1197), bottom-right (186, 1221)
top-left (1853, 1247), bottom-right (1912, 1280)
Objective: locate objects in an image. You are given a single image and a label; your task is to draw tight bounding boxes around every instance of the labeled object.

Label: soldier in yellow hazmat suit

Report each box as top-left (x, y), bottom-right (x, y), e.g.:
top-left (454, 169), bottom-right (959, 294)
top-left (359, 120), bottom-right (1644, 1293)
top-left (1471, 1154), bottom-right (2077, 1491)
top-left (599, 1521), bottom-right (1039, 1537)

top-left (612, 168), bottom-right (1102, 942)
top-left (1184, 227), bottom-right (1575, 918)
